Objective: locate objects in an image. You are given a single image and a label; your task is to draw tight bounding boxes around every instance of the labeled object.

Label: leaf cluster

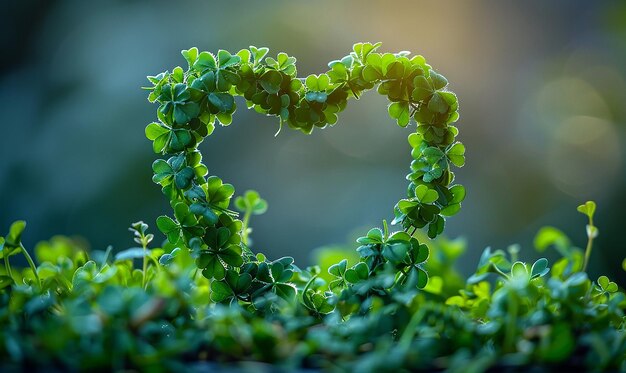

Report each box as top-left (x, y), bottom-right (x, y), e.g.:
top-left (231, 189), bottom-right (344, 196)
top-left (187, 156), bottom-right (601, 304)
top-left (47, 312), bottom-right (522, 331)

top-left (0, 44), bottom-right (623, 372)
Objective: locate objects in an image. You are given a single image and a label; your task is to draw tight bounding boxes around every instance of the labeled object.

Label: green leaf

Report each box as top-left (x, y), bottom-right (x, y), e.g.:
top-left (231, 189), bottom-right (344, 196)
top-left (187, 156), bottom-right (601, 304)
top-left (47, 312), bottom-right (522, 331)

top-left (189, 203), bottom-right (218, 225)
top-left (427, 215), bottom-right (445, 238)
top-left (181, 47), bottom-right (198, 67)
top-left (210, 280), bottom-right (233, 302)
top-left (250, 45), bottom-right (269, 64)
top-left (597, 275), bottom-right (617, 293)
top-left (429, 71), bottom-right (448, 89)
top-left (237, 48), bottom-right (251, 64)
top-left (598, 275), bottom-right (609, 289)
top-left (234, 190), bottom-right (268, 215)
top-left (414, 185), bottom-right (438, 204)
top-left (382, 243), bottom-right (409, 264)
top-left (220, 246), bottom-right (243, 267)
top-left (273, 283), bottom-right (297, 301)
top-left (156, 216), bottom-right (179, 244)
top-left (202, 255), bottom-right (226, 280)
top-left (159, 247), bottom-right (181, 266)
top-left (328, 259), bottom-right (348, 277)
top-left (152, 159), bottom-right (172, 176)
top-left (534, 226), bottom-right (570, 256)
top-left (530, 258), bottom-right (549, 278)
top-left (6, 220), bottom-right (26, 247)
top-left (446, 142), bottom-right (465, 167)
top-left (357, 228), bottom-right (383, 244)
top-left (449, 185), bottom-right (466, 204)
top-left (216, 112), bottom-right (233, 126)
top-left (217, 50), bottom-right (241, 68)
top-left (114, 247), bottom-right (149, 262)
top-left (305, 74), bottom-right (330, 91)
top-left (0, 238), bottom-right (18, 260)
top-left (511, 261), bottom-right (528, 278)
top-left (344, 262), bottom-right (369, 283)
top-left (388, 101), bottom-right (410, 127)
top-left (353, 42), bottom-right (382, 61)
top-left (416, 267), bottom-right (428, 289)
top-left (232, 272), bottom-right (252, 293)
top-left (169, 129), bottom-right (192, 152)
top-left (145, 122), bottom-right (169, 141)
top-left (362, 64), bottom-right (382, 82)
top-left (259, 70), bottom-right (283, 94)
top-left (208, 93), bottom-right (235, 113)
top-left (173, 102), bottom-right (200, 124)
top-left (194, 51), bottom-right (217, 72)
top-left (0, 275), bottom-right (13, 290)
top-left (207, 176), bottom-right (235, 205)
top-left (413, 243), bottom-right (429, 263)
top-left (577, 201), bottom-right (596, 219)
top-left (427, 92), bottom-right (448, 114)
top-left (440, 204), bottom-right (461, 217)
top-left (412, 75), bottom-right (433, 101)
top-left (606, 282), bottom-right (618, 293)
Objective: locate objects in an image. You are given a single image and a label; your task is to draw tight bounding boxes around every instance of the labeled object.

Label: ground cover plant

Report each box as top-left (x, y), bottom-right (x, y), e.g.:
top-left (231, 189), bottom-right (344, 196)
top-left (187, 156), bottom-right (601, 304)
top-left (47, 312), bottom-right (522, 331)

top-left (0, 42), bottom-right (625, 372)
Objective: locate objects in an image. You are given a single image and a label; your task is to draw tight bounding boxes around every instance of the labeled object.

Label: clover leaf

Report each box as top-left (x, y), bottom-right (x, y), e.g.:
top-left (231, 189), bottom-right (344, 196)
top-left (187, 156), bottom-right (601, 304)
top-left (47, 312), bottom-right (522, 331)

top-left (328, 259), bottom-right (348, 291)
top-left (234, 190), bottom-right (268, 215)
top-left (249, 45), bottom-right (270, 67)
top-left (206, 176), bottom-right (235, 209)
top-left (158, 83), bottom-right (201, 125)
top-left (265, 52), bottom-right (297, 76)
top-left (210, 269), bottom-right (253, 303)
top-left (439, 185), bottom-right (466, 217)
top-left (152, 155), bottom-right (196, 190)
top-left (190, 71), bottom-right (236, 115)
top-left (393, 185), bottom-right (441, 232)
top-left (195, 227), bottom-right (243, 281)
top-left (446, 142), bottom-right (466, 167)
top-left (192, 50), bottom-right (241, 92)
top-left (412, 146), bottom-right (448, 182)
top-left (352, 42), bottom-right (382, 63)
top-left (530, 258), bottom-right (550, 278)
top-left (388, 101), bottom-right (410, 127)
top-left (156, 202), bottom-right (204, 245)
top-left (597, 275), bottom-right (618, 294)
top-left (1, 221), bottom-right (26, 260)
top-left (252, 257), bottom-right (297, 302)
top-left (344, 262), bottom-right (369, 284)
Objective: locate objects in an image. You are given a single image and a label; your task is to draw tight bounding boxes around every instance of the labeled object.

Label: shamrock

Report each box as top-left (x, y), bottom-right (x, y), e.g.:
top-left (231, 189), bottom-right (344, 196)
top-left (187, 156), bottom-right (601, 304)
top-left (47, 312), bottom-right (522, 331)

top-left (395, 238), bottom-right (430, 289)
top-left (251, 257), bottom-right (297, 301)
top-left (194, 226), bottom-right (243, 281)
top-left (210, 269), bottom-right (253, 303)
top-left (157, 83), bottom-right (200, 125)
top-left (265, 52), bottom-right (297, 77)
top-left (192, 49), bottom-right (241, 92)
top-left (393, 184), bottom-right (442, 237)
top-left (156, 202), bottom-right (204, 245)
top-left (151, 154), bottom-right (196, 190)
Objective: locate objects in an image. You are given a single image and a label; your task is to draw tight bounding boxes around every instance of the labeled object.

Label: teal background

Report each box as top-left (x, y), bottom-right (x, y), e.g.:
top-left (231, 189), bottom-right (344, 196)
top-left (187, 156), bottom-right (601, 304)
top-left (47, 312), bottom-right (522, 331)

top-left (1, 1), bottom-right (625, 283)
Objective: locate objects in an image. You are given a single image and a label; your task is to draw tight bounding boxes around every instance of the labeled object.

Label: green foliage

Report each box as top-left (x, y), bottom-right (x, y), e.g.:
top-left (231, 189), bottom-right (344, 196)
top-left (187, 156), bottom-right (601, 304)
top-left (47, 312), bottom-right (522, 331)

top-left (0, 43), bottom-right (624, 372)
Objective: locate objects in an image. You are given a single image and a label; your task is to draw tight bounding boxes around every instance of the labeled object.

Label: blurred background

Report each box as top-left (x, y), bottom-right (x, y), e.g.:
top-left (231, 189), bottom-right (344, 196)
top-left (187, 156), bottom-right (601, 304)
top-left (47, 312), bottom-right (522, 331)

top-left (1, 0), bottom-right (625, 284)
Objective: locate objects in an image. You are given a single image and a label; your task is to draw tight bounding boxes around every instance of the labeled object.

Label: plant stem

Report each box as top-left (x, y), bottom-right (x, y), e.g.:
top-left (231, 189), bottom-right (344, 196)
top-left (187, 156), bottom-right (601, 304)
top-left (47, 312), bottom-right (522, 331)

top-left (582, 218), bottom-right (595, 273)
top-left (142, 243), bottom-right (148, 289)
top-left (20, 244), bottom-right (40, 288)
top-left (241, 210), bottom-right (252, 246)
top-left (4, 254), bottom-right (13, 282)
top-left (504, 292), bottom-right (518, 352)
top-left (582, 238), bottom-right (594, 273)
top-left (399, 308), bottom-right (426, 348)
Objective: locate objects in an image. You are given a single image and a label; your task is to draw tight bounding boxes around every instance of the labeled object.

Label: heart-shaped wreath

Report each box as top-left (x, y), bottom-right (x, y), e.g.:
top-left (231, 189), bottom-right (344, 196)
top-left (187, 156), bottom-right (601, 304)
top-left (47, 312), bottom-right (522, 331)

top-left (145, 42), bottom-right (466, 309)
